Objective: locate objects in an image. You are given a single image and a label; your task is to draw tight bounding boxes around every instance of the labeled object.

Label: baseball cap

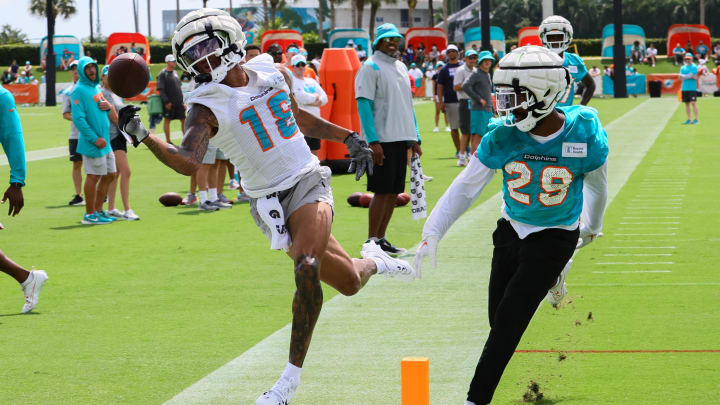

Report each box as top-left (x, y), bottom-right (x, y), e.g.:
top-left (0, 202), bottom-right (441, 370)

top-left (410, 62), bottom-right (416, 67)
top-left (165, 54), bottom-right (176, 62)
top-left (446, 44), bottom-right (459, 52)
top-left (477, 50), bottom-right (495, 63)
top-left (101, 65), bottom-right (109, 76)
top-left (25, 61), bottom-right (30, 65)
top-left (287, 46), bottom-right (299, 54)
top-left (69, 60), bottom-right (79, 69)
top-left (684, 53), bottom-right (693, 59)
top-left (291, 54), bottom-right (307, 66)
top-left (464, 49), bottom-right (478, 58)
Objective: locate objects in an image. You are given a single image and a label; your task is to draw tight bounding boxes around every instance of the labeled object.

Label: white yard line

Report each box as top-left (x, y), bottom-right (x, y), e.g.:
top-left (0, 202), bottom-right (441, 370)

top-left (164, 99), bottom-right (679, 404)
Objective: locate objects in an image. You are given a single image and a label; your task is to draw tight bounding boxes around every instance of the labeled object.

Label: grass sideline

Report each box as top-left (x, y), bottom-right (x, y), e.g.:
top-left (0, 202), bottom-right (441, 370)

top-left (0, 98), bottom-right (718, 403)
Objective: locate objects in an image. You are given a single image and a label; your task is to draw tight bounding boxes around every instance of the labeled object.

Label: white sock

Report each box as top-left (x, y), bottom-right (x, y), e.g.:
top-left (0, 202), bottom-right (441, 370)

top-left (369, 257), bottom-right (386, 274)
top-left (21, 271), bottom-right (34, 288)
top-left (199, 190), bottom-right (208, 202)
top-left (465, 401), bottom-right (476, 405)
top-left (209, 188), bottom-right (218, 202)
top-left (281, 362), bottom-right (302, 381)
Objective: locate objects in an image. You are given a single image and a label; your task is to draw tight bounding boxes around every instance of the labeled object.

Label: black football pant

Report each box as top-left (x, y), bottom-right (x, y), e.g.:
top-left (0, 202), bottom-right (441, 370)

top-left (467, 218), bottom-right (578, 404)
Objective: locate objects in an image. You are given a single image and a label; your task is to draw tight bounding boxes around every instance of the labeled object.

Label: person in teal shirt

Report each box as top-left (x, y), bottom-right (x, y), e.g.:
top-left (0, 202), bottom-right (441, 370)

top-left (0, 87), bottom-right (48, 313)
top-left (539, 15), bottom-right (596, 106)
top-left (679, 53), bottom-right (699, 124)
top-left (673, 43), bottom-right (685, 65)
top-left (71, 56), bottom-right (119, 225)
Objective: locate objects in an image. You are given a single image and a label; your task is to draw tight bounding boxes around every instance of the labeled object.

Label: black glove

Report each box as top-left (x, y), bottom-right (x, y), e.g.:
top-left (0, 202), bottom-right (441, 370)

top-left (344, 132), bottom-right (374, 181)
top-left (118, 105), bottom-right (149, 147)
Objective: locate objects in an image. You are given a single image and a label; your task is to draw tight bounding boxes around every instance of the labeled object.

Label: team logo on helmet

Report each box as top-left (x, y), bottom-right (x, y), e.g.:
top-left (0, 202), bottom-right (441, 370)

top-left (171, 8), bottom-right (247, 84)
top-left (492, 46), bottom-right (570, 132)
top-left (539, 15), bottom-right (573, 54)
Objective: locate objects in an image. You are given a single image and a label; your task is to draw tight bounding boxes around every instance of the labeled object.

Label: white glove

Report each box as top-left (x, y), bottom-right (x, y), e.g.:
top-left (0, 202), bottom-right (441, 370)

top-left (413, 235), bottom-right (439, 278)
top-left (577, 225), bottom-right (603, 249)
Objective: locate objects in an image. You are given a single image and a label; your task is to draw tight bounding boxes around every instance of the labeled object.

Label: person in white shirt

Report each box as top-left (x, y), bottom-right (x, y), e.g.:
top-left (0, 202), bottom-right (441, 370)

top-left (644, 43), bottom-right (658, 67)
top-left (408, 62), bottom-right (424, 91)
top-left (290, 54), bottom-right (328, 155)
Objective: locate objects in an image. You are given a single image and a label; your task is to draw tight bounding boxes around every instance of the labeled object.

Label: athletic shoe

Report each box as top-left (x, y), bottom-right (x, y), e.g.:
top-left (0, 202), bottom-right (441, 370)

top-left (98, 210), bottom-right (117, 222)
top-left (546, 259), bottom-right (572, 307)
top-left (81, 213), bottom-right (112, 225)
top-left (682, 119), bottom-right (691, 125)
top-left (377, 237), bottom-right (407, 257)
top-left (445, 126), bottom-right (451, 132)
top-left (229, 179), bottom-right (240, 190)
top-left (68, 194), bottom-right (85, 206)
top-left (457, 155), bottom-right (467, 167)
top-left (218, 193), bottom-right (234, 205)
top-left (256, 375), bottom-right (299, 405)
top-left (433, 126), bottom-right (439, 132)
top-left (692, 119), bottom-right (699, 125)
top-left (123, 209), bottom-right (140, 221)
top-left (21, 270), bottom-right (48, 313)
top-left (361, 240), bottom-right (416, 281)
top-left (210, 200), bottom-right (233, 209)
top-left (198, 200), bottom-right (219, 212)
top-left (181, 193), bottom-right (198, 206)
top-left (107, 208), bottom-right (124, 218)
top-left (422, 174), bottom-right (433, 182)
top-left (236, 191), bottom-right (251, 203)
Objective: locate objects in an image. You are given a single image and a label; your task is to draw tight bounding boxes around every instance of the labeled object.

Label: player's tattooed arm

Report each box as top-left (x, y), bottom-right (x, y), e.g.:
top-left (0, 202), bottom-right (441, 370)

top-left (143, 104), bottom-right (216, 175)
top-left (277, 65), bottom-right (354, 143)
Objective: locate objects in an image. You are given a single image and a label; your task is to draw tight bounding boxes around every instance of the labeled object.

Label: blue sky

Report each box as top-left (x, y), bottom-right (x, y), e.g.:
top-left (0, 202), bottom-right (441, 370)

top-left (4, 0), bottom-right (236, 42)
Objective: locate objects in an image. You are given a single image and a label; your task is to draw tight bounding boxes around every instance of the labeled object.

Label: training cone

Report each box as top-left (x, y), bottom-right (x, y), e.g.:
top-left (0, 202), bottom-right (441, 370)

top-left (401, 357), bottom-right (429, 405)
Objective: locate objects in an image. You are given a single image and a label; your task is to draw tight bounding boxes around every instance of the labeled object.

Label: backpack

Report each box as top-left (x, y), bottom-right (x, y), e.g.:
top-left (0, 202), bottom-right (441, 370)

top-left (147, 94), bottom-right (163, 115)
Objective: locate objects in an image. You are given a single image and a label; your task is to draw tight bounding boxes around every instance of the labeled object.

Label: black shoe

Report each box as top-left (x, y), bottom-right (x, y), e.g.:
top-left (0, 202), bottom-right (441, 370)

top-left (377, 238), bottom-right (407, 257)
top-left (68, 194), bottom-right (85, 206)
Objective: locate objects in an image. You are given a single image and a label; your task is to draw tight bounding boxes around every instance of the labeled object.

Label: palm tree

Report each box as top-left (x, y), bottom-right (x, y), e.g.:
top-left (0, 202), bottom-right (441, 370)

top-left (317, 0), bottom-right (327, 42)
top-left (176, 0), bottom-right (180, 23)
top-left (262, 0), bottom-right (270, 28)
top-left (700, 0), bottom-right (705, 25)
top-left (132, 0), bottom-right (140, 32)
top-left (407, 0), bottom-right (416, 28)
top-left (29, 0), bottom-right (77, 107)
top-left (89, 0), bottom-right (93, 42)
top-left (355, 0), bottom-right (366, 28)
top-left (368, 0), bottom-right (396, 41)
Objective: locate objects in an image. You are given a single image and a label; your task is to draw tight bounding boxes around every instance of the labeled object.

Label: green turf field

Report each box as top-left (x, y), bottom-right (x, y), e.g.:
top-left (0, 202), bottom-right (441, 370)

top-left (0, 97), bottom-right (718, 404)
top-left (3, 63), bottom-right (173, 84)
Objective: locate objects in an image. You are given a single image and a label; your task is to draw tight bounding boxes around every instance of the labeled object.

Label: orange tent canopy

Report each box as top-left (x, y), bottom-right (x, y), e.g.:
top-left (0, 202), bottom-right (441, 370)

top-left (106, 33), bottom-right (150, 64)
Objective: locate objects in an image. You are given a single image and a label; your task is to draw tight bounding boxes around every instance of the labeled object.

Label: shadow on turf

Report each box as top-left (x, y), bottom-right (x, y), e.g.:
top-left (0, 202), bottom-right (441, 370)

top-left (0, 312), bottom-right (38, 317)
top-left (45, 205), bottom-right (80, 209)
top-left (176, 210), bottom-right (203, 215)
top-left (50, 224), bottom-right (92, 230)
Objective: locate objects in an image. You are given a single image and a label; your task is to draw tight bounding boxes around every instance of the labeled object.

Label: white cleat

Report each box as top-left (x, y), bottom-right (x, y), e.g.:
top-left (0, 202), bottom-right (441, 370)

top-left (21, 270), bottom-right (48, 313)
top-left (546, 259), bottom-right (572, 307)
top-left (256, 376), bottom-right (299, 405)
top-left (361, 240), bottom-right (416, 281)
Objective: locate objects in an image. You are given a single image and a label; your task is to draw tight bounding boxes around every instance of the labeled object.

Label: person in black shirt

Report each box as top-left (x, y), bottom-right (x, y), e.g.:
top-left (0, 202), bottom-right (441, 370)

top-left (157, 54), bottom-right (185, 143)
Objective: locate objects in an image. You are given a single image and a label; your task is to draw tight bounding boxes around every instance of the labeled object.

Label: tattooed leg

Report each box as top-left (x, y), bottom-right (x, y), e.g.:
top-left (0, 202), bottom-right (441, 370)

top-left (289, 256), bottom-right (323, 367)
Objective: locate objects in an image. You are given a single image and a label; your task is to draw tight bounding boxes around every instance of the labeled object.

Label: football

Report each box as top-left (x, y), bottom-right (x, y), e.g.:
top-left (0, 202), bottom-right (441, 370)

top-left (395, 192), bottom-right (410, 206)
top-left (107, 53), bottom-right (150, 98)
top-left (159, 192), bottom-right (183, 207)
top-left (347, 192), bottom-right (362, 207)
top-left (359, 193), bottom-right (374, 208)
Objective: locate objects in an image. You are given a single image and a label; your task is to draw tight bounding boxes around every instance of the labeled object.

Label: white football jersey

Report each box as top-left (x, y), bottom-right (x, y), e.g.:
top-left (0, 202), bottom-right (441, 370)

top-left (185, 54), bottom-right (318, 198)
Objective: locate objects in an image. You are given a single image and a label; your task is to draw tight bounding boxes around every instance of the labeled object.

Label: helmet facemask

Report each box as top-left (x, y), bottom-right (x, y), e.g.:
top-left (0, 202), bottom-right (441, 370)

top-left (542, 31), bottom-right (571, 54)
top-left (495, 84), bottom-right (546, 132)
top-left (178, 31), bottom-right (243, 84)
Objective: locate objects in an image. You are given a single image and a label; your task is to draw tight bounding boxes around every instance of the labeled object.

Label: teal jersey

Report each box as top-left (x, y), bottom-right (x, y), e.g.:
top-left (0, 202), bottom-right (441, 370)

top-left (557, 52), bottom-right (588, 107)
top-left (476, 105), bottom-right (608, 227)
top-left (0, 87), bottom-right (26, 185)
top-left (680, 64), bottom-right (698, 92)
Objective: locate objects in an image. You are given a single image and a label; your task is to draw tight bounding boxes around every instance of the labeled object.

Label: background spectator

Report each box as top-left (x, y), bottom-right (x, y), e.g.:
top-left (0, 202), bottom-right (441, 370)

top-left (23, 61), bottom-right (32, 76)
top-left (156, 54), bottom-right (185, 144)
top-left (9, 59), bottom-right (19, 78)
top-left (679, 53), bottom-right (699, 125)
top-left (673, 43), bottom-right (685, 65)
top-left (462, 50), bottom-right (495, 154)
top-left (588, 65), bottom-right (602, 77)
top-left (266, 43), bottom-right (283, 63)
top-left (696, 40), bottom-right (709, 59)
top-left (644, 43), bottom-right (658, 67)
top-left (453, 49), bottom-right (477, 166)
top-left (61, 60), bottom-right (84, 206)
top-left (630, 40), bottom-right (644, 64)
top-left (2, 68), bottom-right (14, 84)
top-left (713, 42), bottom-right (720, 65)
top-left (436, 44), bottom-right (462, 156)
top-left (60, 48), bottom-right (75, 70)
top-left (290, 54), bottom-right (327, 156)
top-left (243, 44), bottom-right (261, 62)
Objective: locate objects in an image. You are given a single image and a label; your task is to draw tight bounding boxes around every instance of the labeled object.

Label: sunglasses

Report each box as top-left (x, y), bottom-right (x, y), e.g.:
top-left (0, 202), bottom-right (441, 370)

top-left (295, 62), bottom-right (306, 67)
top-left (382, 37), bottom-right (402, 44)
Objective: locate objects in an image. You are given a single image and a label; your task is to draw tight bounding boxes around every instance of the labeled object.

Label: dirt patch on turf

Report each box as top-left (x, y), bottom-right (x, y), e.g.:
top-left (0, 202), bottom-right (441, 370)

top-left (587, 311), bottom-right (594, 321)
top-left (522, 380), bottom-right (544, 402)
top-left (558, 351), bottom-right (567, 362)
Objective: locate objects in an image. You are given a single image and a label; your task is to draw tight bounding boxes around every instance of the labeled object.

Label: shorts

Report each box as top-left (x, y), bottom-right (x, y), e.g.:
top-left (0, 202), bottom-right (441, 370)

top-left (163, 104), bottom-right (186, 120)
top-left (367, 141), bottom-right (408, 194)
top-left (110, 135), bottom-right (127, 152)
top-left (444, 102), bottom-right (460, 130)
top-left (304, 135), bottom-right (321, 151)
top-left (82, 151), bottom-right (117, 176)
top-left (458, 99), bottom-right (471, 134)
top-left (148, 113), bottom-right (163, 129)
top-left (68, 139), bottom-right (82, 162)
top-left (249, 165), bottom-right (334, 243)
top-left (681, 91), bottom-right (697, 103)
top-left (470, 110), bottom-right (493, 136)
top-left (201, 145), bottom-right (227, 164)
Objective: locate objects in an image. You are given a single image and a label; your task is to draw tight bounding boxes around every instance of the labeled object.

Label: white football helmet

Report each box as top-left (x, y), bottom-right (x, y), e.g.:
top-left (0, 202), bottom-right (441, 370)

top-left (492, 46), bottom-right (570, 132)
top-left (539, 15), bottom-right (573, 54)
top-left (172, 8), bottom-right (247, 83)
